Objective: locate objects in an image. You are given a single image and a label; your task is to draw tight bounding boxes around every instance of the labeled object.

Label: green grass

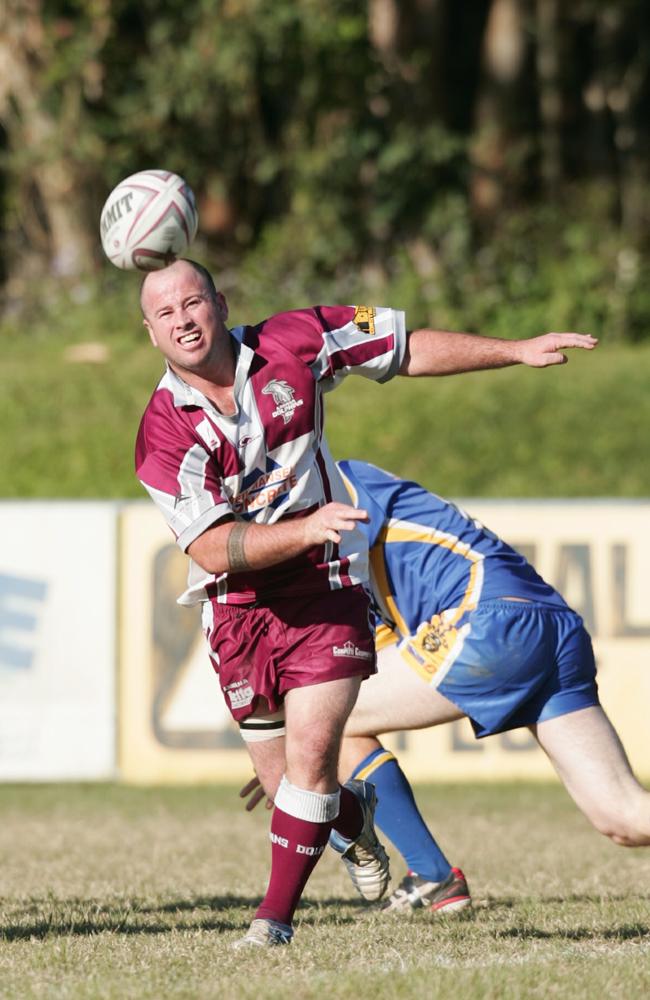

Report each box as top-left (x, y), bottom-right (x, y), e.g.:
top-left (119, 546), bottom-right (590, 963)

top-left (327, 343), bottom-right (650, 498)
top-left (1, 783), bottom-right (649, 998)
top-left (1, 301), bottom-right (649, 500)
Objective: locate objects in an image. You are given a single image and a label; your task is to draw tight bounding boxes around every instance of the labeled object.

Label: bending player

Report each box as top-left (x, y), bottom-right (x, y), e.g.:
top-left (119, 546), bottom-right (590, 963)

top-left (244, 459), bottom-right (650, 915)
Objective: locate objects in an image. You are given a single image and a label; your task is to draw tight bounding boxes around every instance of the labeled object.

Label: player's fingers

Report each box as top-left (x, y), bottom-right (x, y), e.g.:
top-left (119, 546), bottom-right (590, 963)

top-left (348, 507), bottom-right (369, 520)
top-left (245, 788), bottom-right (267, 812)
top-left (548, 332), bottom-right (598, 348)
top-left (239, 777), bottom-right (261, 798)
top-left (543, 351), bottom-right (568, 366)
top-left (339, 517), bottom-right (364, 532)
top-left (324, 528), bottom-right (342, 543)
top-left (329, 509), bottom-right (367, 531)
top-left (329, 503), bottom-right (368, 520)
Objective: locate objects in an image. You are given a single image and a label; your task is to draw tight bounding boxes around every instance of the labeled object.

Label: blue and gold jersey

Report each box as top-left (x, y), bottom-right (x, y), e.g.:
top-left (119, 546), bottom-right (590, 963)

top-left (337, 460), bottom-right (567, 665)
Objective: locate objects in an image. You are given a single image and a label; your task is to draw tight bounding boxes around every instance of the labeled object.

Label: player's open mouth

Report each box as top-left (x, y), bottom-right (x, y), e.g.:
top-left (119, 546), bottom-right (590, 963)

top-left (179, 331), bottom-right (201, 346)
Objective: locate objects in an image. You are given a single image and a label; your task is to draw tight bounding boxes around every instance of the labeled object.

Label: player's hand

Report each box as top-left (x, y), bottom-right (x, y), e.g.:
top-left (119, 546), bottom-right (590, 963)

top-left (302, 502), bottom-right (369, 546)
top-left (239, 776), bottom-right (274, 812)
top-left (517, 332), bottom-right (598, 367)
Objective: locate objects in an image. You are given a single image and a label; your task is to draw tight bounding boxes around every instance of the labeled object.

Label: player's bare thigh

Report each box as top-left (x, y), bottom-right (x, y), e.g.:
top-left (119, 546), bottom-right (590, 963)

top-left (284, 676), bottom-right (362, 791)
top-left (344, 643), bottom-right (464, 737)
top-left (245, 675), bottom-right (363, 795)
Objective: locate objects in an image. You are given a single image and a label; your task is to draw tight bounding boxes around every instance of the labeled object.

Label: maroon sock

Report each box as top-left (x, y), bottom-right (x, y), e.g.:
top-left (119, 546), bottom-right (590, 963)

top-left (330, 785), bottom-right (363, 841)
top-left (255, 806), bottom-right (333, 925)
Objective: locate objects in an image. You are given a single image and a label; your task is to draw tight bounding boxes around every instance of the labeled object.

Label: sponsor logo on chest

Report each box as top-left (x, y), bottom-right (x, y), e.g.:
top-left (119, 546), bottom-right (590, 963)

top-left (231, 466), bottom-right (297, 513)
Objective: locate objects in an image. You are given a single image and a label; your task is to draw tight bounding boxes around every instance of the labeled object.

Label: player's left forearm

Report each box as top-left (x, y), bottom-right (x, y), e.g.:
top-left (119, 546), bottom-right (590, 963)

top-left (398, 328), bottom-right (598, 377)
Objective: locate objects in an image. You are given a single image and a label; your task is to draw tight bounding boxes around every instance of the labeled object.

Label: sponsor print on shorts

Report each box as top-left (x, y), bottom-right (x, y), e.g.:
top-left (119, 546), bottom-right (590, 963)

top-left (224, 678), bottom-right (255, 710)
top-left (332, 640), bottom-right (373, 660)
top-left (262, 379), bottom-right (304, 424)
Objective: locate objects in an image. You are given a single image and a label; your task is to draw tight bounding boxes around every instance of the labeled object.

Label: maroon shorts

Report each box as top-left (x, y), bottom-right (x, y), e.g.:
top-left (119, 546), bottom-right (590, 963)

top-left (204, 585), bottom-right (375, 722)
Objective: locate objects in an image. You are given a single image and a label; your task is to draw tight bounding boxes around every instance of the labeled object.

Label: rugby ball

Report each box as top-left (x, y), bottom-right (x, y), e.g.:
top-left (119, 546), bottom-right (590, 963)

top-left (100, 170), bottom-right (199, 271)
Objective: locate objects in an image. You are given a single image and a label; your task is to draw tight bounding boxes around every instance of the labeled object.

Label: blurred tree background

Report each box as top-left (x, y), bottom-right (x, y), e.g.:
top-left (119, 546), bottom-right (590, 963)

top-left (1, 0), bottom-right (649, 337)
top-left (0, 0), bottom-right (649, 499)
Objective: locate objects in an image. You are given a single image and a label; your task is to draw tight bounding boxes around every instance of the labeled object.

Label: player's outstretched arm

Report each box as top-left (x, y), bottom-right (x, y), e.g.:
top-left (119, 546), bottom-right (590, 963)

top-left (399, 328), bottom-right (598, 377)
top-left (187, 501), bottom-right (369, 576)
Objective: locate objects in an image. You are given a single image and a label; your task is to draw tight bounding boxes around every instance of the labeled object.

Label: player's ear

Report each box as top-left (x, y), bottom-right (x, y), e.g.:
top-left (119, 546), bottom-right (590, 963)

top-left (143, 318), bottom-right (158, 348)
top-left (216, 291), bottom-right (229, 323)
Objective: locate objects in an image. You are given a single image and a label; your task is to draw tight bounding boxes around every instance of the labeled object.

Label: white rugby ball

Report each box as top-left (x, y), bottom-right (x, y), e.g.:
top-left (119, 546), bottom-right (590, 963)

top-left (100, 169), bottom-right (199, 271)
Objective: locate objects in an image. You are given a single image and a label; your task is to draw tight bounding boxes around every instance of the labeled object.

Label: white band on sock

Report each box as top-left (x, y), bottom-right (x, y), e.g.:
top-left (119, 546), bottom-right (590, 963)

top-left (274, 775), bottom-right (340, 823)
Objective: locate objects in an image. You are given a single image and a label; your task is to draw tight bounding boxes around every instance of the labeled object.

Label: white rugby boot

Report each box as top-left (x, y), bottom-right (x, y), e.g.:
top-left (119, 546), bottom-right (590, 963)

top-left (381, 867), bottom-right (472, 916)
top-left (232, 917), bottom-right (293, 948)
top-left (329, 778), bottom-right (390, 902)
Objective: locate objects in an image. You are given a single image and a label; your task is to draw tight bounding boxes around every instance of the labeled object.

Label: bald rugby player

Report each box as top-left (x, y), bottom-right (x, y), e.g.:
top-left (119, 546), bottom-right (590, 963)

top-left (136, 258), bottom-right (596, 945)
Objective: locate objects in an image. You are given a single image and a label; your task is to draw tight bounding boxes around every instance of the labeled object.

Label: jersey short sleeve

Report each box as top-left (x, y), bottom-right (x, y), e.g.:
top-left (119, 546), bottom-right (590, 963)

top-left (255, 305), bottom-right (407, 390)
top-left (135, 389), bottom-right (232, 551)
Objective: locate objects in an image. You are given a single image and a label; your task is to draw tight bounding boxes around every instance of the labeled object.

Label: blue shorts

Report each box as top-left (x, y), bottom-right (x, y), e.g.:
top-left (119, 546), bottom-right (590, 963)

top-left (433, 600), bottom-right (599, 738)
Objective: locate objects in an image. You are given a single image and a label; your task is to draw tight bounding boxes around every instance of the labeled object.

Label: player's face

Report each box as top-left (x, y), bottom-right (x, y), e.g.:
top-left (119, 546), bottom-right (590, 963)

top-left (141, 262), bottom-right (230, 376)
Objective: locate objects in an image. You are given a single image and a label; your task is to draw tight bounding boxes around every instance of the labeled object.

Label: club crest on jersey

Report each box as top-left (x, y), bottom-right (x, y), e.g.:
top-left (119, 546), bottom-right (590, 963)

top-left (353, 306), bottom-right (376, 335)
top-left (262, 379), bottom-right (304, 424)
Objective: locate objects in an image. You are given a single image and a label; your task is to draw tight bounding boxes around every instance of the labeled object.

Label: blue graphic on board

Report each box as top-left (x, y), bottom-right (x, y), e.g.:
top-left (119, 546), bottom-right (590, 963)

top-left (0, 574), bottom-right (48, 670)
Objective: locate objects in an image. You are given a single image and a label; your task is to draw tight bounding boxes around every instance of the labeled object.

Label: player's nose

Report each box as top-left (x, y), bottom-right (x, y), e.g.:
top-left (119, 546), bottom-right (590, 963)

top-left (175, 309), bottom-right (193, 329)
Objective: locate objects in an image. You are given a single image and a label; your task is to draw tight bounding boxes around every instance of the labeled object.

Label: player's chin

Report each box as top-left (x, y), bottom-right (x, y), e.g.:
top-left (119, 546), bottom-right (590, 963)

top-left (173, 343), bottom-right (208, 367)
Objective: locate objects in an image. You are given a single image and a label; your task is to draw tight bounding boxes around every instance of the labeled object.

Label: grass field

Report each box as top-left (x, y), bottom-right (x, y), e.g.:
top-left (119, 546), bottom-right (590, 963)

top-left (1, 782), bottom-right (649, 999)
top-left (2, 297), bottom-right (650, 498)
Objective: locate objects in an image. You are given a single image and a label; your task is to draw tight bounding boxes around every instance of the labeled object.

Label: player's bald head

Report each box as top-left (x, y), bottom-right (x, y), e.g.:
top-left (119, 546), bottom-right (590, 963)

top-left (140, 259), bottom-right (218, 318)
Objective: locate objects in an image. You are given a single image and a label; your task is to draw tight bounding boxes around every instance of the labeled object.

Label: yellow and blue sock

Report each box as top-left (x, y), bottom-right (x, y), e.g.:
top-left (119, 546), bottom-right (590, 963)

top-left (351, 746), bottom-right (452, 883)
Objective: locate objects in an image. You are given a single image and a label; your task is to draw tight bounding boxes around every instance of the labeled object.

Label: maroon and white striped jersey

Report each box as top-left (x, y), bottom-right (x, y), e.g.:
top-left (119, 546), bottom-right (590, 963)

top-left (136, 305), bottom-right (406, 605)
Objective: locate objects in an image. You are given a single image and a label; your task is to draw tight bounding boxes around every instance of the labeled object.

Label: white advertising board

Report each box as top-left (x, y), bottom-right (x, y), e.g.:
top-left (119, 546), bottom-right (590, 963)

top-left (119, 503), bottom-right (247, 783)
top-left (119, 499), bottom-right (650, 784)
top-left (0, 503), bottom-right (117, 779)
